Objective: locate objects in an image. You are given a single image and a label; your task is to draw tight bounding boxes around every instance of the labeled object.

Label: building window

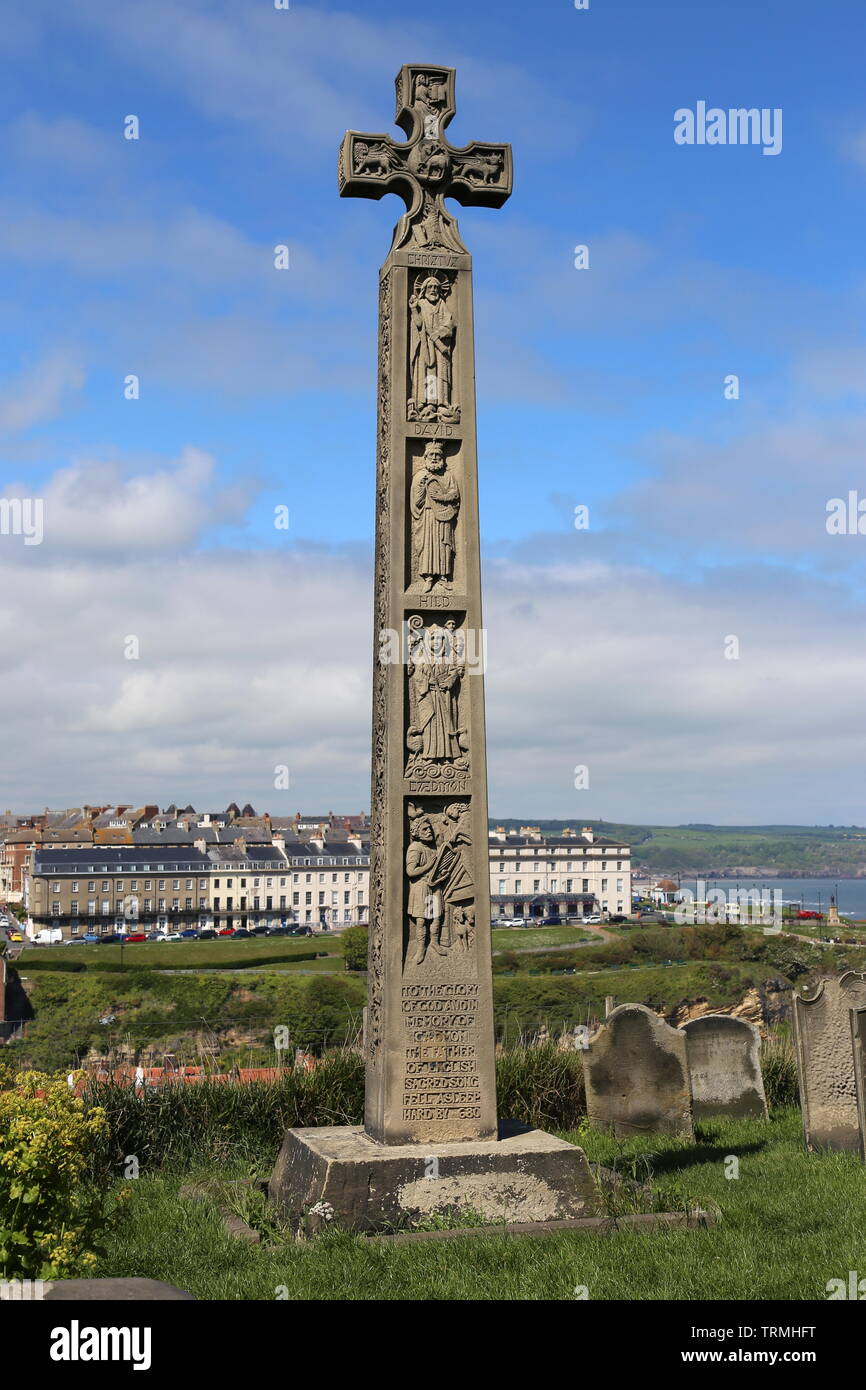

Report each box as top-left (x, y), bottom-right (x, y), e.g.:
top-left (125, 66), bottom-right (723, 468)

top-left (515, 880), bottom-right (522, 894)
top-left (71, 880), bottom-right (79, 891)
top-left (159, 880), bottom-right (166, 890)
top-left (52, 882), bottom-right (60, 893)
top-left (533, 879), bottom-right (540, 892)
top-left (71, 902), bottom-right (79, 915)
top-left (566, 879), bottom-right (573, 892)
top-left (88, 881), bottom-right (95, 891)
top-left (102, 881), bottom-right (110, 891)
top-left (582, 879), bottom-right (589, 892)
top-left (601, 879), bottom-right (608, 891)
top-left (52, 903), bottom-right (60, 916)
top-left (185, 898), bottom-right (192, 910)
top-left (101, 901), bottom-right (110, 915)
top-left (87, 900), bottom-right (95, 915)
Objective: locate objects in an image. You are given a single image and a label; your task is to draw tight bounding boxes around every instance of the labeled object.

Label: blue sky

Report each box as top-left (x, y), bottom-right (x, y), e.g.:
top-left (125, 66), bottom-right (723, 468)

top-left (1, 0), bottom-right (865, 822)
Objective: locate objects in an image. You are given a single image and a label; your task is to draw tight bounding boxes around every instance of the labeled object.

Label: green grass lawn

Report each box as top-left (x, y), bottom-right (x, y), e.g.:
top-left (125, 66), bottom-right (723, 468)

top-left (248, 955), bottom-right (343, 972)
top-left (491, 926), bottom-right (594, 951)
top-left (16, 936), bottom-right (337, 972)
top-left (95, 1108), bottom-right (866, 1299)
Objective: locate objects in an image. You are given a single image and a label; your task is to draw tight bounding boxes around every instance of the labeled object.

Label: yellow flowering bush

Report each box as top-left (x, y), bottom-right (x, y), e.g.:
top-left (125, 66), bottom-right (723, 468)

top-left (0, 1064), bottom-right (128, 1279)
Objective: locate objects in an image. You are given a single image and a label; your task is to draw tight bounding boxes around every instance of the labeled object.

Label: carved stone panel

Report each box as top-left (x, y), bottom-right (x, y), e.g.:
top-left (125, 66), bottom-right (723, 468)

top-left (407, 271), bottom-right (460, 423)
top-left (406, 438), bottom-right (463, 596)
top-left (404, 613), bottom-right (469, 793)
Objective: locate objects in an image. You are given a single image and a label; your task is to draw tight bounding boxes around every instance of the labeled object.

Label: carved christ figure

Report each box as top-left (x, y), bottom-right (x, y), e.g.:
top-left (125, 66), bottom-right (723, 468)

top-left (408, 275), bottom-right (455, 417)
top-left (410, 441), bottom-right (460, 592)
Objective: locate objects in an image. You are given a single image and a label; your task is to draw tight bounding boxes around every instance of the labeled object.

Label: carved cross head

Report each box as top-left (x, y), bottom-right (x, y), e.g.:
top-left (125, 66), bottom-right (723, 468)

top-left (339, 64), bottom-right (513, 254)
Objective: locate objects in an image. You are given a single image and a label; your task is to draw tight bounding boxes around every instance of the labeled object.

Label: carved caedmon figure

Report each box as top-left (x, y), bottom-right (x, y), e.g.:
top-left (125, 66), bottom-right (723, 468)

top-left (406, 806), bottom-right (445, 965)
top-left (407, 274), bottom-right (459, 422)
top-left (410, 440), bottom-right (460, 591)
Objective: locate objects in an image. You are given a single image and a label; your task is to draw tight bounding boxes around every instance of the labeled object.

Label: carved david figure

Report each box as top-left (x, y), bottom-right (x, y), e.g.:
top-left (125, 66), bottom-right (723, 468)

top-left (410, 441), bottom-right (460, 592)
top-left (406, 806), bottom-right (446, 965)
top-left (408, 274), bottom-right (458, 421)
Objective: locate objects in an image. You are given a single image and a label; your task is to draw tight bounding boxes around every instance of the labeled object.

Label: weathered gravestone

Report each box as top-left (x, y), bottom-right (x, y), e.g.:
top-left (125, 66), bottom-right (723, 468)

top-left (792, 971), bottom-right (866, 1152)
top-left (851, 1006), bottom-right (866, 1162)
top-left (268, 65), bottom-right (598, 1230)
top-left (681, 1014), bottom-right (768, 1121)
top-left (582, 1003), bottom-right (694, 1140)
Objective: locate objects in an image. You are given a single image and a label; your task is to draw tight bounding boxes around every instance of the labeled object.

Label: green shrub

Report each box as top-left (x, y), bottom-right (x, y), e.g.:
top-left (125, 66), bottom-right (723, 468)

top-left (342, 926), bottom-right (369, 972)
top-left (0, 1064), bottom-right (127, 1279)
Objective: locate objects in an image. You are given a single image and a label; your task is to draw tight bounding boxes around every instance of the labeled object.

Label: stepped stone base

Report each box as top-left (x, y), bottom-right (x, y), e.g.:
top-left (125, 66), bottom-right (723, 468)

top-left (268, 1122), bottom-right (600, 1232)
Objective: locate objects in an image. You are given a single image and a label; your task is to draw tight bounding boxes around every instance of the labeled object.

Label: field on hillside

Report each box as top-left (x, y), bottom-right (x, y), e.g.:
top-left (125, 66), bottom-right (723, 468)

top-left (491, 818), bottom-right (866, 875)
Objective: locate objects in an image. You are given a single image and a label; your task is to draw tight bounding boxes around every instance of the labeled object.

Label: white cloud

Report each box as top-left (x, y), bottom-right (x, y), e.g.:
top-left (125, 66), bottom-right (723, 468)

top-left (16, 447), bottom-right (252, 554)
top-left (0, 353), bottom-right (85, 434)
top-left (1, 457), bottom-right (865, 822)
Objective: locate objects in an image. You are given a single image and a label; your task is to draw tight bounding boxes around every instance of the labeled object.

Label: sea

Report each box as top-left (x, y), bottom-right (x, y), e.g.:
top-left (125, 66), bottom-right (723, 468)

top-left (676, 876), bottom-right (866, 918)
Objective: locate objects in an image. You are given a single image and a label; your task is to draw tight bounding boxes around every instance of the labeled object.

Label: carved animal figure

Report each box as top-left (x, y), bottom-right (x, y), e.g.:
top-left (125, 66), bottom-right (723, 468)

top-left (459, 151), bottom-right (503, 185)
top-left (354, 142), bottom-right (392, 178)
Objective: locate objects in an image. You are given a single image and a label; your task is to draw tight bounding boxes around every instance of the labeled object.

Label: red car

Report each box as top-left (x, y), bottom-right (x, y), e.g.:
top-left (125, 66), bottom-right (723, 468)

top-left (796, 910), bottom-right (823, 920)
top-left (121, 932), bottom-right (147, 943)
top-left (217, 927), bottom-right (235, 937)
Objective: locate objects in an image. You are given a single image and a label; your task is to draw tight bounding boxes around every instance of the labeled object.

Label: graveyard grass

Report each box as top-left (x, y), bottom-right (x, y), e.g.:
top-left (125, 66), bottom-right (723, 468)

top-left (96, 1107), bottom-right (866, 1299)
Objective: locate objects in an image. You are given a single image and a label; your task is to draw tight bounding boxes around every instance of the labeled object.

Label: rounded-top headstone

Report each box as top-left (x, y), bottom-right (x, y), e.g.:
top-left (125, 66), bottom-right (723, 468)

top-left (582, 1002), bottom-right (694, 1140)
top-left (681, 1014), bottom-right (768, 1121)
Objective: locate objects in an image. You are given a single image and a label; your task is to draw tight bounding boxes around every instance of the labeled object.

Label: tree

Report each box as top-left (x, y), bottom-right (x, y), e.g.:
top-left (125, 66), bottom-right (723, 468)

top-left (342, 926), bottom-right (369, 972)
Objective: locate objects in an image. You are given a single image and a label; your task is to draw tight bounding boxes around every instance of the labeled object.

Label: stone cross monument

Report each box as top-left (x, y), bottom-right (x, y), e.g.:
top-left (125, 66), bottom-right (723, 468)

top-left (338, 63), bottom-right (511, 1146)
top-left (268, 66), bottom-right (598, 1228)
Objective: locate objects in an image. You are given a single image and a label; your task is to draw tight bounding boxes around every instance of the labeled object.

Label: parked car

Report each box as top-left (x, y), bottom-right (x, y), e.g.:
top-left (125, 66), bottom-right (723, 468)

top-left (121, 932), bottom-right (147, 943)
top-left (608, 914), bottom-right (628, 924)
top-left (266, 926), bottom-right (289, 936)
top-left (232, 928), bottom-right (252, 938)
top-left (179, 929), bottom-right (200, 939)
top-left (98, 933), bottom-right (124, 944)
top-left (199, 928), bottom-right (216, 939)
top-left (290, 926), bottom-right (312, 936)
top-left (82, 932), bottom-right (100, 943)
top-left (509, 917), bottom-right (527, 927)
top-left (145, 930), bottom-right (163, 940)
top-left (541, 915), bottom-right (562, 925)
top-left (217, 927), bottom-right (235, 937)
top-left (66, 935), bottom-right (89, 945)
top-left (582, 914), bottom-right (602, 925)
top-left (797, 910), bottom-right (823, 920)
top-left (158, 931), bottom-right (182, 942)
top-left (250, 925), bottom-right (270, 936)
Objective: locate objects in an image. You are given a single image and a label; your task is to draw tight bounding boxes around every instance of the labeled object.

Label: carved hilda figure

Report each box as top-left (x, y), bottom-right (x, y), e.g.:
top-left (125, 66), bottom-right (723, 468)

top-left (410, 440), bottom-right (460, 590)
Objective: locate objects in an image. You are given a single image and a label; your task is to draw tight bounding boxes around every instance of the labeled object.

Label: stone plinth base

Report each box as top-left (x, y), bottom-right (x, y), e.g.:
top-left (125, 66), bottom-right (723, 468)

top-left (268, 1122), bottom-right (600, 1231)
